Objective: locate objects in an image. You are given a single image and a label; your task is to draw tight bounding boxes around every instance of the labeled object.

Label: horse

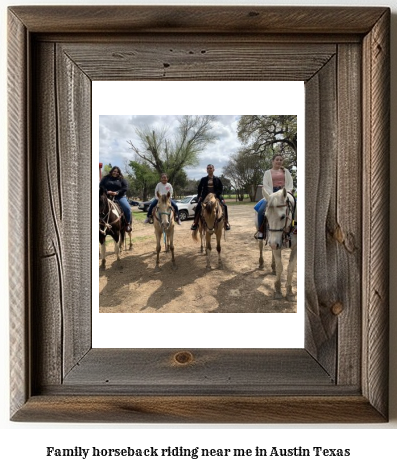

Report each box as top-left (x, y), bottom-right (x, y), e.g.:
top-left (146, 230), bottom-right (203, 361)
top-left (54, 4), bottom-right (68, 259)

top-left (99, 188), bottom-right (132, 268)
top-left (152, 191), bottom-right (176, 270)
top-left (192, 193), bottom-right (225, 269)
top-left (256, 187), bottom-right (297, 301)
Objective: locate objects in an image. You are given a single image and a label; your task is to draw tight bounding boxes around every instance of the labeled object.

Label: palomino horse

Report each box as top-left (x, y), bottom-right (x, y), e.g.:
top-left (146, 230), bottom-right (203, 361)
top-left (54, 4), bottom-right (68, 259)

top-left (153, 191), bottom-right (176, 270)
top-left (192, 193), bottom-right (224, 269)
top-left (99, 188), bottom-right (132, 268)
top-left (257, 187), bottom-right (297, 301)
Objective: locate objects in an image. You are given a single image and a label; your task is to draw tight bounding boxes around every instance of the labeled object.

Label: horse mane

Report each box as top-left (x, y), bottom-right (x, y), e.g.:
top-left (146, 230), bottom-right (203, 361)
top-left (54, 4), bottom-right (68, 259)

top-left (159, 194), bottom-right (169, 204)
top-left (267, 188), bottom-right (287, 208)
top-left (203, 193), bottom-right (216, 214)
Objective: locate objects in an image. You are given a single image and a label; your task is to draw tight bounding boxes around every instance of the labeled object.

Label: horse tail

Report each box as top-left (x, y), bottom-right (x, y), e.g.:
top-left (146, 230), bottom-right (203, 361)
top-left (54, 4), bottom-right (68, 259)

top-left (192, 228), bottom-right (199, 242)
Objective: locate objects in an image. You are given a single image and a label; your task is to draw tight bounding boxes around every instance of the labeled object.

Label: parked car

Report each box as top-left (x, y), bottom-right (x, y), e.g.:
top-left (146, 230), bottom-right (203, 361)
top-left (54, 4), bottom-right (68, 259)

top-left (175, 195), bottom-right (199, 221)
top-left (138, 198), bottom-right (155, 212)
top-left (129, 199), bottom-right (140, 206)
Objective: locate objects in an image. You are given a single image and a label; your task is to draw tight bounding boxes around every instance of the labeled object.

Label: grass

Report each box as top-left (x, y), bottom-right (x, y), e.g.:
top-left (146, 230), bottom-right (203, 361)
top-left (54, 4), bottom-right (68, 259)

top-left (225, 199), bottom-right (256, 206)
top-left (132, 210), bottom-right (147, 222)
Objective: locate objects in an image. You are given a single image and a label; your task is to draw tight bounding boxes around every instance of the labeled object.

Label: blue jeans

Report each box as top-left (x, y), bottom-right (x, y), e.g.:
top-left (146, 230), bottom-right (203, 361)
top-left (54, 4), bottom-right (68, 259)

top-left (254, 187), bottom-right (283, 230)
top-left (116, 196), bottom-right (131, 224)
top-left (254, 199), bottom-right (267, 230)
top-left (148, 198), bottom-right (179, 218)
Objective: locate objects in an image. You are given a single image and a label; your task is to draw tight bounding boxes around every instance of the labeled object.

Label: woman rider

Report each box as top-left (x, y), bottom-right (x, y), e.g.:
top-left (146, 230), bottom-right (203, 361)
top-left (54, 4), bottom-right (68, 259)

top-left (99, 166), bottom-right (132, 232)
top-left (254, 154), bottom-right (293, 239)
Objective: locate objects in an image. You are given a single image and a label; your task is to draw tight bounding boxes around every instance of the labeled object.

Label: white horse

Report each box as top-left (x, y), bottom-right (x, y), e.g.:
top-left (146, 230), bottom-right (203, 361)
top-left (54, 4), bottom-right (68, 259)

top-left (152, 191), bottom-right (176, 271)
top-left (256, 188), bottom-right (297, 301)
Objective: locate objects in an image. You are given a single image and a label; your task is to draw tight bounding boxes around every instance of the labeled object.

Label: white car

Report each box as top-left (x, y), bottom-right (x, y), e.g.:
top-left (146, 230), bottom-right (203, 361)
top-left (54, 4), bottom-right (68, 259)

top-left (175, 195), bottom-right (199, 221)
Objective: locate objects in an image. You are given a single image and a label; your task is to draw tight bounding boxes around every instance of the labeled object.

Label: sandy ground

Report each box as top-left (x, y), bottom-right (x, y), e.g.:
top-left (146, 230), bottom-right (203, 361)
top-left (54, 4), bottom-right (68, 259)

top-left (99, 205), bottom-right (297, 313)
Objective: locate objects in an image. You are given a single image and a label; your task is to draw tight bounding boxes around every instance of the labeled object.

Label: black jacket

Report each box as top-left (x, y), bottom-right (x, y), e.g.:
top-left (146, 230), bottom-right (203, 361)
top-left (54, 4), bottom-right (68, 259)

top-left (99, 175), bottom-right (128, 198)
top-left (197, 175), bottom-right (223, 200)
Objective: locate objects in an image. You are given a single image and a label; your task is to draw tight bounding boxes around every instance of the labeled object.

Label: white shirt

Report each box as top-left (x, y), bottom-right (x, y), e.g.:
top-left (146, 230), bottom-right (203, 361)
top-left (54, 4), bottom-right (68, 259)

top-left (155, 182), bottom-right (173, 197)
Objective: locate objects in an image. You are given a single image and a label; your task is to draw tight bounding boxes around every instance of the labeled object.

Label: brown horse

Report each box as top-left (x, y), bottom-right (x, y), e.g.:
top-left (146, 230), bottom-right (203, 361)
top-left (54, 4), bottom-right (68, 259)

top-left (152, 191), bottom-right (176, 270)
top-left (192, 193), bottom-right (224, 269)
top-left (99, 188), bottom-right (132, 268)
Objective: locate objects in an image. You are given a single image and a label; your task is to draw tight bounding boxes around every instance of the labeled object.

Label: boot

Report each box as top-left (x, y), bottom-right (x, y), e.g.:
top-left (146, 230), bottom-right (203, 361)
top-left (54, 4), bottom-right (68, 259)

top-left (223, 205), bottom-right (230, 230)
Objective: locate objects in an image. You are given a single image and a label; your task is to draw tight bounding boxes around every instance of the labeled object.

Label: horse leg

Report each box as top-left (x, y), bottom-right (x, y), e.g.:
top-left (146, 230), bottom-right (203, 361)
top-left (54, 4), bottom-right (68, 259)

top-left (206, 233), bottom-right (212, 269)
top-left (155, 232), bottom-right (161, 271)
top-left (273, 249), bottom-right (283, 299)
top-left (271, 252), bottom-right (276, 274)
top-left (169, 228), bottom-right (176, 270)
top-left (258, 239), bottom-right (264, 269)
top-left (286, 245), bottom-right (297, 302)
top-left (128, 232), bottom-right (133, 251)
top-left (216, 230), bottom-right (223, 269)
top-left (114, 238), bottom-right (121, 263)
top-left (100, 242), bottom-right (106, 269)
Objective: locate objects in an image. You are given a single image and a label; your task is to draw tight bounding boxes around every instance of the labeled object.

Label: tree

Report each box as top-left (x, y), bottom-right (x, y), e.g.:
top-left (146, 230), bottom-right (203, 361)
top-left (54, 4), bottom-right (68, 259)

top-left (237, 115), bottom-right (297, 169)
top-left (126, 161), bottom-right (158, 201)
top-left (223, 148), bottom-right (267, 202)
top-left (127, 115), bottom-right (218, 186)
top-left (102, 163), bottom-right (113, 176)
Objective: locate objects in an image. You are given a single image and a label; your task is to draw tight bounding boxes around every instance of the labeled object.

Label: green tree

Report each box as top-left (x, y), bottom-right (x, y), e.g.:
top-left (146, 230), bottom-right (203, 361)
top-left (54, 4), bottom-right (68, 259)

top-left (127, 115), bottom-right (218, 185)
top-left (237, 115), bottom-right (297, 169)
top-left (223, 148), bottom-right (267, 202)
top-left (126, 161), bottom-right (158, 201)
top-left (102, 163), bottom-right (113, 176)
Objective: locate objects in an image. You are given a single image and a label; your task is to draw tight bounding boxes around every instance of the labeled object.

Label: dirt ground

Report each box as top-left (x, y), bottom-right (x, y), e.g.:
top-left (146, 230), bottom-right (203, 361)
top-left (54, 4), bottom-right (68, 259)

top-left (99, 205), bottom-right (297, 313)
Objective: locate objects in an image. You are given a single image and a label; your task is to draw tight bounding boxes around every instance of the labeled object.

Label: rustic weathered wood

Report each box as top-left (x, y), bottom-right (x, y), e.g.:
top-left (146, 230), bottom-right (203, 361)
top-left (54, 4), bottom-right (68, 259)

top-left (336, 44), bottom-right (363, 386)
top-left (8, 6), bottom-right (390, 423)
top-left (304, 56), bottom-right (338, 378)
top-left (7, 6), bottom-right (387, 34)
top-left (11, 396), bottom-right (383, 424)
top-left (58, 42), bottom-right (336, 81)
top-left (8, 9), bottom-right (30, 419)
top-left (362, 9), bottom-right (390, 419)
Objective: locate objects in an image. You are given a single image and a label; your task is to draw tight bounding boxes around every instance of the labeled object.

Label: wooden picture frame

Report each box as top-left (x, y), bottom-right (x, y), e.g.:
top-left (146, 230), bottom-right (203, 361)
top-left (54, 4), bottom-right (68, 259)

top-left (8, 6), bottom-right (390, 423)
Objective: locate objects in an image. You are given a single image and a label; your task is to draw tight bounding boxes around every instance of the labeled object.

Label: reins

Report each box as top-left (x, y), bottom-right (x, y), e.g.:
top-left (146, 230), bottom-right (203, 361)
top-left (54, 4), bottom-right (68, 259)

top-left (99, 196), bottom-right (123, 235)
top-left (153, 205), bottom-right (174, 245)
top-left (201, 199), bottom-right (224, 233)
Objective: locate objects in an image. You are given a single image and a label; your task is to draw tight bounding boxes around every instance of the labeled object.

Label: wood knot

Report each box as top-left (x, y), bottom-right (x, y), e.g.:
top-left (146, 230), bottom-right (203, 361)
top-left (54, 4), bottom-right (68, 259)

top-left (333, 225), bottom-right (344, 244)
top-left (331, 302), bottom-right (344, 316)
top-left (174, 351), bottom-right (194, 365)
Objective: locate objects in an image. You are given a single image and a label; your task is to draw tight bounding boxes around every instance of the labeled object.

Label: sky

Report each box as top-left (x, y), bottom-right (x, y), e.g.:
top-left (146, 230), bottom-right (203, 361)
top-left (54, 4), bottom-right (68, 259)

top-left (99, 114), bottom-right (241, 180)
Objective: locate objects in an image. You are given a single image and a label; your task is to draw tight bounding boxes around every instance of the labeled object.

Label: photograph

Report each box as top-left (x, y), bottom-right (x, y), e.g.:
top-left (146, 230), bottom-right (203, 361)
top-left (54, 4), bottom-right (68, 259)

top-left (98, 114), bottom-right (298, 315)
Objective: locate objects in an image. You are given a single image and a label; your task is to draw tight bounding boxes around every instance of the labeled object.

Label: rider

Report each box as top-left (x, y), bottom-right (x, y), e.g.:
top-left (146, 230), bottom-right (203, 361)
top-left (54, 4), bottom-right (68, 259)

top-left (99, 166), bottom-right (132, 232)
top-left (190, 164), bottom-right (230, 231)
top-left (144, 173), bottom-right (181, 225)
top-left (254, 154), bottom-right (293, 239)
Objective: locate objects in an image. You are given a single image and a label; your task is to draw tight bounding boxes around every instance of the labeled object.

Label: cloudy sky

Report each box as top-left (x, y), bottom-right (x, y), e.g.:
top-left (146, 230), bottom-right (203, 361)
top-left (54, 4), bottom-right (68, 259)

top-left (99, 115), bottom-right (241, 180)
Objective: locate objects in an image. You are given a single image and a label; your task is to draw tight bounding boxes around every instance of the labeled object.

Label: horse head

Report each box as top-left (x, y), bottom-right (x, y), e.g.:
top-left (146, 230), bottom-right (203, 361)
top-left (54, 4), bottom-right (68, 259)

top-left (156, 191), bottom-right (173, 231)
top-left (202, 194), bottom-right (219, 233)
top-left (265, 188), bottom-right (291, 250)
top-left (99, 187), bottom-right (108, 214)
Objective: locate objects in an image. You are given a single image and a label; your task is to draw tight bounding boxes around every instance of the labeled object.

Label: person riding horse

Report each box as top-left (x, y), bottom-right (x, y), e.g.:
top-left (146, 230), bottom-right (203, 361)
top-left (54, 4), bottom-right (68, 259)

top-left (144, 173), bottom-right (181, 225)
top-left (254, 154), bottom-right (293, 240)
top-left (99, 166), bottom-right (132, 232)
top-left (190, 164), bottom-right (230, 231)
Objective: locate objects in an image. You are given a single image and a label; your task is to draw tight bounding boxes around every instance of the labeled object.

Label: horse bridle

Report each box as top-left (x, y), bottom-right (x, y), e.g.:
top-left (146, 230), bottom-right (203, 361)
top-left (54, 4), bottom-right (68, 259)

top-left (201, 201), bottom-right (223, 233)
top-left (266, 194), bottom-right (296, 244)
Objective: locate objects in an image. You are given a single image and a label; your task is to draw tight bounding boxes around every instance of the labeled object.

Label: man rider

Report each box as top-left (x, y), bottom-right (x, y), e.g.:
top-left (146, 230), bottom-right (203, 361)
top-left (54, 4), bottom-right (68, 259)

top-left (190, 164), bottom-right (230, 231)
